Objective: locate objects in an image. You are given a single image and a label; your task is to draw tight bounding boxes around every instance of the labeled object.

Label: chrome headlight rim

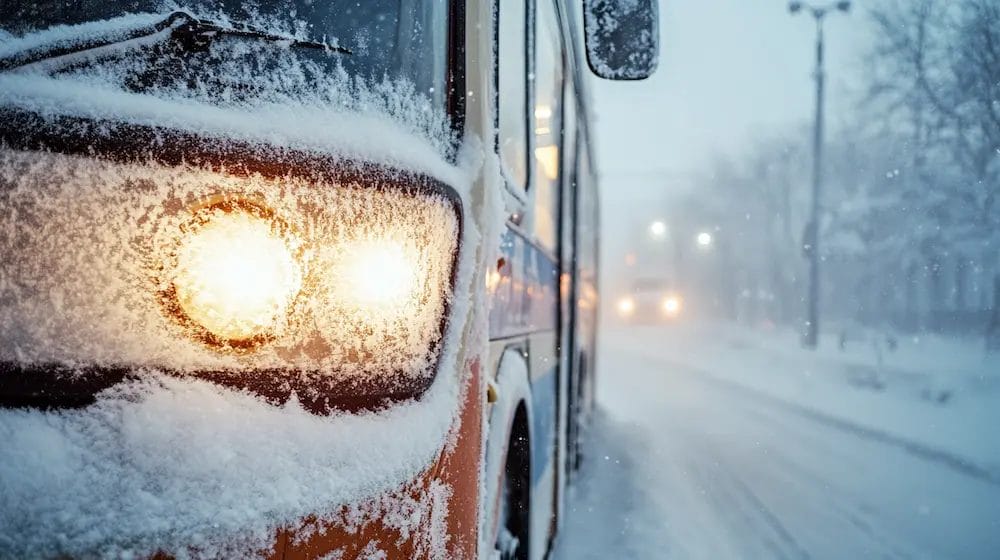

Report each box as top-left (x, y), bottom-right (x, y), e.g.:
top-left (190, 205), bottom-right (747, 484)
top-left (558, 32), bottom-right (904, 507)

top-left (158, 196), bottom-right (309, 353)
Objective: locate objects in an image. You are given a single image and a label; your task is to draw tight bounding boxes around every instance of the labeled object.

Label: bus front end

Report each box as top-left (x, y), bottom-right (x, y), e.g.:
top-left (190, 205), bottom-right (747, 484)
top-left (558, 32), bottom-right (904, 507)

top-left (0, 2), bottom-right (487, 558)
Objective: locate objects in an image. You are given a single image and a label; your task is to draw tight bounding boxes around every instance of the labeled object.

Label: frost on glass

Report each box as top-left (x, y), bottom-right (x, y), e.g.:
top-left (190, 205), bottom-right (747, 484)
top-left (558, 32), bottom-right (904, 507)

top-left (0, 149), bottom-right (459, 392)
top-left (583, 0), bottom-right (660, 80)
top-left (0, 4), bottom-right (455, 155)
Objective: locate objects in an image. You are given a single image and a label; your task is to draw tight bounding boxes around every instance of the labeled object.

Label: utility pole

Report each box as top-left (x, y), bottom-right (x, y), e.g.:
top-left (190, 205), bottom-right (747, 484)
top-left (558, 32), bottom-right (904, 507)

top-left (789, 1), bottom-right (850, 349)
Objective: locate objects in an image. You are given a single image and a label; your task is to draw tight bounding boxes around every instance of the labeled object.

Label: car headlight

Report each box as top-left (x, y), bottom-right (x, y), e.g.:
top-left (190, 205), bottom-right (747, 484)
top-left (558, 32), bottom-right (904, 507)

top-left (0, 147), bottom-right (461, 413)
top-left (662, 295), bottom-right (681, 316)
top-left (617, 296), bottom-right (635, 316)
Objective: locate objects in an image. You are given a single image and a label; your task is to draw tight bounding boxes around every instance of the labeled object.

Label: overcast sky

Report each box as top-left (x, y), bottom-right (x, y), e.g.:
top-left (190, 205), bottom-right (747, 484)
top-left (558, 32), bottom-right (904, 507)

top-left (589, 0), bottom-right (876, 185)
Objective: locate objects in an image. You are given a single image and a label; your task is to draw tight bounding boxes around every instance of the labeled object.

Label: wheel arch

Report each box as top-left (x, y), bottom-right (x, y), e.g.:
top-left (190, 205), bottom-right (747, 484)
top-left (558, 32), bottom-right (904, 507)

top-left (482, 347), bottom-right (533, 557)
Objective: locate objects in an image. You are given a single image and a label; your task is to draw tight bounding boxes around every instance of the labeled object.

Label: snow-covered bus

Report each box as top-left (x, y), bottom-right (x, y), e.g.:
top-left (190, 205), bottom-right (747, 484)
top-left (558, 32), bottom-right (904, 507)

top-left (0, 1), bottom-right (656, 558)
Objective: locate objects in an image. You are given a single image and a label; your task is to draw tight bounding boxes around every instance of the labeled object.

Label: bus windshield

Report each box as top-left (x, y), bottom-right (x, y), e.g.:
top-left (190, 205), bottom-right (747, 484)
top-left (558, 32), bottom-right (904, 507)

top-left (0, 1), bottom-right (452, 118)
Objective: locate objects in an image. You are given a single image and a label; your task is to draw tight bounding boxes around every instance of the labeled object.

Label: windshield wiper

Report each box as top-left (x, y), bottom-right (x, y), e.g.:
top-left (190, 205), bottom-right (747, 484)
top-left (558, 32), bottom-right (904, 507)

top-left (170, 13), bottom-right (351, 55)
top-left (0, 11), bottom-right (349, 73)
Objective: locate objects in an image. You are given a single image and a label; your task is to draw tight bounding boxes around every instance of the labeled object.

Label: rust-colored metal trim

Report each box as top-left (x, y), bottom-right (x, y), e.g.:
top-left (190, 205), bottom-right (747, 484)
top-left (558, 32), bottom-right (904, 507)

top-left (275, 358), bottom-right (483, 559)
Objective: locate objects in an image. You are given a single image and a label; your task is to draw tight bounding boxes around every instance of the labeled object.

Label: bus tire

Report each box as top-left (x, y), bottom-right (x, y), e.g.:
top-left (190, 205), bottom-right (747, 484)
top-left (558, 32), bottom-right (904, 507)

top-left (497, 405), bottom-right (531, 560)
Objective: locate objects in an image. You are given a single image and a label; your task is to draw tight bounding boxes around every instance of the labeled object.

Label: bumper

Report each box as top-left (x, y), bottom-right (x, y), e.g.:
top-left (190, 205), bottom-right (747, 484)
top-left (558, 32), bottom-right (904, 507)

top-left (264, 359), bottom-right (483, 560)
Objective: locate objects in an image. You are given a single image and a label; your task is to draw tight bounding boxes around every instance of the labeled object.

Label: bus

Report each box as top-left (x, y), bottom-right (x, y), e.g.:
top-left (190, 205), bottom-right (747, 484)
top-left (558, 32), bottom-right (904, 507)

top-left (0, 1), bottom-right (657, 558)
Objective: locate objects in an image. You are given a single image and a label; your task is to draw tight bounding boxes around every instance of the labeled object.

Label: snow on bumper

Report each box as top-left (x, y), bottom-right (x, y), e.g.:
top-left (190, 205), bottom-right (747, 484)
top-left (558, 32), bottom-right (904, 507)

top-left (0, 359), bottom-right (482, 559)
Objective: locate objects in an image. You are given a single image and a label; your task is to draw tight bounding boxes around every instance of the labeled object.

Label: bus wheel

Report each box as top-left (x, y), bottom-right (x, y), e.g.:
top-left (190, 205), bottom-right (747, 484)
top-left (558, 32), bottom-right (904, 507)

top-left (497, 421), bottom-right (530, 560)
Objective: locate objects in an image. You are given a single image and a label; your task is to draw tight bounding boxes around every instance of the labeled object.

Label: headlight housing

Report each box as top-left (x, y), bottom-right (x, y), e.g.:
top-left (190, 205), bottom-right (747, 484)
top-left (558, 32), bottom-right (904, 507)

top-left (164, 198), bottom-right (305, 350)
top-left (0, 130), bottom-right (462, 413)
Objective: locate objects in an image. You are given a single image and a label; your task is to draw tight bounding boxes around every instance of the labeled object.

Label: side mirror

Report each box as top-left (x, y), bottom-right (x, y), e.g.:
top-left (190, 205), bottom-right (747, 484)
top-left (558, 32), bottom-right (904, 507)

top-left (583, 0), bottom-right (660, 80)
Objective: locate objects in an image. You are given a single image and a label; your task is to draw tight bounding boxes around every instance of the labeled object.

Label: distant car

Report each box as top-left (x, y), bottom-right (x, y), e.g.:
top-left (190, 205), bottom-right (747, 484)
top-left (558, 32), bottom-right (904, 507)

top-left (616, 278), bottom-right (683, 322)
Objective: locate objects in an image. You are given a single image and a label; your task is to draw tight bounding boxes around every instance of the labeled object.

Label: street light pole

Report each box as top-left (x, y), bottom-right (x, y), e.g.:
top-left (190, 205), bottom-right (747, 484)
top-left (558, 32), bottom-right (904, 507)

top-left (789, 1), bottom-right (849, 349)
top-left (806, 13), bottom-right (825, 350)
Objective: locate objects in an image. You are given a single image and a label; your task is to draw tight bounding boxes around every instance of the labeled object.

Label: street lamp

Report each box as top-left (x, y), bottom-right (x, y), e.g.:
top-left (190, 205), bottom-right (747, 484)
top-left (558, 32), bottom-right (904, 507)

top-left (789, 1), bottom-right (850, 349)
top-left (649, 220), bottom-right (667, 240)
top-left (696, 231), bottom-right (713, 248)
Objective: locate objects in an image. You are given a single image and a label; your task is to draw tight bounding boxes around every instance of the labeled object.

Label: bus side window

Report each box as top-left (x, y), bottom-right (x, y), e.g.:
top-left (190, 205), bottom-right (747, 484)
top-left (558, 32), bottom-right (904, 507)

top-left (531, 0), bottom-right (564, 252)
top-left (498, 0), bottom-right (529, 189)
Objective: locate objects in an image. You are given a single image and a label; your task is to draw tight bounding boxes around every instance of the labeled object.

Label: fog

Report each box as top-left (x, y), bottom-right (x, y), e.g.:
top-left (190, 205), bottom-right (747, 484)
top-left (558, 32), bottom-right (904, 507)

top-left (594, 0), bottom-right (872, 306)
top-left (558, 2), bottom-right (1000, 557)
top-left (592, 0), bottom-right (1000, 341)
top-left (593, 0), bottom-right (871, 172)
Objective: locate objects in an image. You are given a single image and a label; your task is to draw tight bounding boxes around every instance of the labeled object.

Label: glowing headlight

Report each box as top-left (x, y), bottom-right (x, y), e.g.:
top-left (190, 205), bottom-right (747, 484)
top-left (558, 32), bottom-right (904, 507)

top-left (662, 295), bottom-right (682, 316)
top-left (617, 296), bottom-right (635, 316)
top-left (338, 239), bottom-right (419, 311)
top-left (166, 200), bottom-right (303, 349)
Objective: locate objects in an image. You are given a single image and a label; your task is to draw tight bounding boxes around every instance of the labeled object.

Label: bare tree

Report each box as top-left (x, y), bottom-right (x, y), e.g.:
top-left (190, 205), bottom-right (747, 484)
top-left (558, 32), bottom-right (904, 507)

top-left (669, 132), bottom-right (810, 326)
top-left (861, 0), bottom-right (1000, 338)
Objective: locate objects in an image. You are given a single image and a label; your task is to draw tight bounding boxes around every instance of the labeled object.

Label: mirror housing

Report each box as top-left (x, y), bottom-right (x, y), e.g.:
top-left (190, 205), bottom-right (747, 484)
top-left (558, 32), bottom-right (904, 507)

top-left (583, 0), bottom-right (660, 80)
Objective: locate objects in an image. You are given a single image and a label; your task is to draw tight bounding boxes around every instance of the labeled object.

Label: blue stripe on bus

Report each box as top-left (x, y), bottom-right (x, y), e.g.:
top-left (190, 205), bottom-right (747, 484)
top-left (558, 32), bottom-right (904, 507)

top-left (488, 227), bottom-right (559, 340)
top-left (488, 225), bottom-right (560, 486)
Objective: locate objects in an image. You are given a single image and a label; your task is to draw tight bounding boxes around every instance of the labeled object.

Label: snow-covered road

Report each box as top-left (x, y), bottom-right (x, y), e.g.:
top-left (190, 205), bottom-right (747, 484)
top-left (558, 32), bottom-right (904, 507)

top-left (555, 325), bottom-right (1000, 559)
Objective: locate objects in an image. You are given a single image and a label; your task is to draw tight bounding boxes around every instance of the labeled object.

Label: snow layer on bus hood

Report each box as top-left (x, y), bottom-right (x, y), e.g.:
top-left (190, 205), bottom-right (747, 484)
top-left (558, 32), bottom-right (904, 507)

top-left (0, 72), bottom-right (464, 188)
top-left (0, 144), bottom-right (494, 558)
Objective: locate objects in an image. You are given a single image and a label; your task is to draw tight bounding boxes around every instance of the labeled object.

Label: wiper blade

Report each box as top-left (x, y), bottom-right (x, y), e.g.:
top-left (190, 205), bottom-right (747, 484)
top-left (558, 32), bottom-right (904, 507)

top-left (172, 15), bottom-right (351, 54)
top-left (0, 11), bottom-right (349, 73)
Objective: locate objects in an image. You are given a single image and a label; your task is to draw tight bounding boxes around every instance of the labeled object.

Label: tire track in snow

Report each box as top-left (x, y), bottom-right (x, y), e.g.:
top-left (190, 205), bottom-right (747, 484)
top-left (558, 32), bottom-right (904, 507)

top-left (727, 475), bottom-right (811, 560)
top-left (718, 402), bottom-right (920, 560)
top-left (678, 415), bottom-right (811, 560)
top-left (638, 353), bottom-right (1000, 487)
top-left (555, 410), bottom-right (674, 559)
top-left (689, 456), bottom-right (807, 560)
top-left (726, 405), bottom-right (918, 560)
